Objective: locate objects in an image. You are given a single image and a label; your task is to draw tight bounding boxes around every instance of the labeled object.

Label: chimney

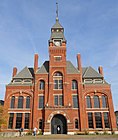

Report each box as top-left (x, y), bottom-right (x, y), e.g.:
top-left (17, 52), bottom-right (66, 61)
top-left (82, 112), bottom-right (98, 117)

top-left (12, 67), bottom-right (17, 77)
top-left (98, 66), bottom-right (104, 76)
top-left (77, 53), bottom-right (82, 73)
top-left (34, 54), bottom-right (39, 73)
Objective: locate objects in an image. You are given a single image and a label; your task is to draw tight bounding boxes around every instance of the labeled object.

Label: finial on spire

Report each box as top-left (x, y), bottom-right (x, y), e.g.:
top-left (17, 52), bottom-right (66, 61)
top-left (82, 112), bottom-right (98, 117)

top-left (56, 2), bottom-right (59, 21)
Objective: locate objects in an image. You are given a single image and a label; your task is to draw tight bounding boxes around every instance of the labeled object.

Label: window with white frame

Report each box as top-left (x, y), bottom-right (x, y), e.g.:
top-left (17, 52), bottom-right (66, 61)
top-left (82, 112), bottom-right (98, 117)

top-left (39, 80), bottom-right (45, 90)
top-left (54, 95), bottom-right (63, 106)
top-left (72, 80), bottom-right (78, 90)
top-left (54, 56), bottom-right (62, 61)
top-left (53, 72), bottom-right (63, 90)
top-left (72, 95), bottom-right (79, 108)
top-left (39, 96), bottom-right (44, 108)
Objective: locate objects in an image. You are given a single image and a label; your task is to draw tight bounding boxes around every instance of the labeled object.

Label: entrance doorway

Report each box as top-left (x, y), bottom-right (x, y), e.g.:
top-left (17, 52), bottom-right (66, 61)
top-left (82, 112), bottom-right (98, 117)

top-left (51, 114), bottom-right (67, 134)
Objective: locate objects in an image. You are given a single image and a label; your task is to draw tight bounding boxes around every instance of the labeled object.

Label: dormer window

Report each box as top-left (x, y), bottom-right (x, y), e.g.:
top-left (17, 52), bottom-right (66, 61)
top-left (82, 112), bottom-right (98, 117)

top-left (84, 79), bottom-right (93, 84)
top-left (13, 79), bottom-right (22, 83)
top-left (94, 79), bottom-right (103, 84)
top-left (24, 79), bottom-right (32, 83)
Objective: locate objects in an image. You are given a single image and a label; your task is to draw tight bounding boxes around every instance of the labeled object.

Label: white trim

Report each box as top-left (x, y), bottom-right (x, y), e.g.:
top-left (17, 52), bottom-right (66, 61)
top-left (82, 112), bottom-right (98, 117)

top-left (8, 111), bottom-right (31, 113)
top-left (43, 132), bottom-right (51, 135)
top-left (86, 110), bottom-right (109, 113)
top-left (67, 132), bottom-right (74, 135)
top-left (38, 94), bottom-right (44, 96)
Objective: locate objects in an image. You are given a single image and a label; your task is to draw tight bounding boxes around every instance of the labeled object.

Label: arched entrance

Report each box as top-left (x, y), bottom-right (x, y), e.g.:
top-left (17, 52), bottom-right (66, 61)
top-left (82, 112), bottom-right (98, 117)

top-left (51, 114), bottom-right (67, 134)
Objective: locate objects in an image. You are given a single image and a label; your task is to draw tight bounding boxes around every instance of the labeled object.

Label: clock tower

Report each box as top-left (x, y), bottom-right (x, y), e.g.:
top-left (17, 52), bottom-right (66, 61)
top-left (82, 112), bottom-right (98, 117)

top-left (48, 13), bottom-right (67, 68)
top-left (48, 4), bottom-right (68, 107)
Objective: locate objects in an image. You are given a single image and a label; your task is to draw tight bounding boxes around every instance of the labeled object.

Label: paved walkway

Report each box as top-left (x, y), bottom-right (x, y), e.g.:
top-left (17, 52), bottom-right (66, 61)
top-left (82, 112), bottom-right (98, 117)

top-left (0, 135), bottom-right (118, 140)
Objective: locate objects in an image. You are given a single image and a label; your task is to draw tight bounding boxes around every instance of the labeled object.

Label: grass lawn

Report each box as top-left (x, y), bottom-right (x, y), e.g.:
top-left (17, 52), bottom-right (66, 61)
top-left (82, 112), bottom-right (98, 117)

top-left (0, 135), bottom-right (118, 140)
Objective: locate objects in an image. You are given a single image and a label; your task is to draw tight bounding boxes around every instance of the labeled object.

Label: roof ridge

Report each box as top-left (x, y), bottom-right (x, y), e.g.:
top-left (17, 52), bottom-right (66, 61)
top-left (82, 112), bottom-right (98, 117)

top-left (14, 66), bottom-right (33, 79)
top-left (83, 66), bottom-right (89, 77)
top-left (27, 67), bottom-right (34, 77)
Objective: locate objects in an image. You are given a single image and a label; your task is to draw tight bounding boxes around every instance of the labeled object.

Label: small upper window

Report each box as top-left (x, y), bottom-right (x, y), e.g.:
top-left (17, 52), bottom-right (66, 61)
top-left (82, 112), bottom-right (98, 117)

top-left (10, 96), bottom-right (15, 108)
top-left (72, 80), bottom-right (78, 90)
top-left (26, 96), bottom-right (30, 108)
top-left (84, 79), bottom-right (93, 84)
top-left (13, 79), bottom-right (22, 83)
top-left (24, 79), bottom-right (32, 83)
top-left (18, 96), bottom-right (23, 108)
top-left (102, 95), bottom-right (108, 108)
top-left (94, 79), bottom-right (103, 84)
top-left (39, 80), bottom-right (45, 90)
top-left (94, 95), bottom-right (100, 108)
top-left (86, 96), bottom-right (92, 108)
top-left (53, 72), bottom-right (62, 77)
top-left (54, 56), bottom-right (62, 61)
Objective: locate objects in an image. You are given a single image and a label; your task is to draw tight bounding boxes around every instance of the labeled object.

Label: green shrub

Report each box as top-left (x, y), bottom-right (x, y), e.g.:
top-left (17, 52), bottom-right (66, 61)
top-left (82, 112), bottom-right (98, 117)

top-left (84, 130), bottom-right (89, 135)
top-left (95, 131), bottom-right (99, 135)
top-left (26, 130), bottom-right (32, 135)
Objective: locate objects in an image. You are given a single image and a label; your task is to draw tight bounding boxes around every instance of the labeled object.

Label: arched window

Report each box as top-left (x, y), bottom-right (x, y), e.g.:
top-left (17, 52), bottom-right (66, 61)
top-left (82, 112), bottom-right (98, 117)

top-left (26, 96), bottom-right (30, 108)
top-left (94, 95), bottom-right (100, 108)
top-left (102, 95), bottom-right (108, 108)
top-left (10, 96), bottom-right (15, 108)
top-left (86, 96), bottom-right (92, 108)
top-left (72, 80), bottom-right (78, 90)
top-left (75, 119), bottom-right (79, 129)
top-left (18, 96), bottom-right (23, 108)
top-left (39, 80), bottom-right (45, 90)
top-left (53, 72), bottom-right (63, 89)
top-left (39, 119), bottom-right (43, 129)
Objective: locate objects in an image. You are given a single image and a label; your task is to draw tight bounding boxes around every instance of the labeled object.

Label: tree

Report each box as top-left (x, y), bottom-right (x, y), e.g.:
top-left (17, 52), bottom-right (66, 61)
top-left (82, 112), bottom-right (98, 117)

top-left (0, 105), bottom-right (8, 130)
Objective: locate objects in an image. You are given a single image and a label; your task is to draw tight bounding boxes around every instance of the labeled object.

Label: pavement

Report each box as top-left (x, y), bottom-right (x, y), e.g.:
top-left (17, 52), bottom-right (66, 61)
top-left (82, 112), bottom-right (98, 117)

top-left (0, 134), bottom-right (118, 140)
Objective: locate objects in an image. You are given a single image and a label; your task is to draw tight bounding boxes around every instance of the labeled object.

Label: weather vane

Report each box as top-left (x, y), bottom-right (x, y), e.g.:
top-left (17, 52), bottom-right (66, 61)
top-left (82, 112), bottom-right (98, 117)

top-left (56, 1), bottom-right (59, 20)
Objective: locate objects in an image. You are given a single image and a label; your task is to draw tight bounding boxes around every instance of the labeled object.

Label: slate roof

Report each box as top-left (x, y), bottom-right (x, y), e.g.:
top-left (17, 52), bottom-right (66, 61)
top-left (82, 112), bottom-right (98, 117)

top-left (37, 61), bottom-right (49, 74)
top-left (67, 61), bottom-right (80, 74)
top-left (82, 66), bottom-right (103, 78)
top-left (11, 62), bottom-right (103, 80)
top-left (13, 66), bottom-right (33, 79)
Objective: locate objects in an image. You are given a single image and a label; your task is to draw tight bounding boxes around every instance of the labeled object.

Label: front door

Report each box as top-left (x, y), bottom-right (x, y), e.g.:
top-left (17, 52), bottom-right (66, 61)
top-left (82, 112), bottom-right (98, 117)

top-left (51, 114), bottom-right (67, 134)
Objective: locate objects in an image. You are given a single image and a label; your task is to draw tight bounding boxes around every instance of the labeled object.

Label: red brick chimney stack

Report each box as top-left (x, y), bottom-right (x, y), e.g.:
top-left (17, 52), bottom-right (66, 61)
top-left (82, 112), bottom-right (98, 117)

top-left (12, 67), bottom-right (17, 77)
top-left (98, 66), bottom-right (104, 77)
top-left (77, 53), bottom-right (82, 73)
top-left (34, 54), bottom-right (39, 73)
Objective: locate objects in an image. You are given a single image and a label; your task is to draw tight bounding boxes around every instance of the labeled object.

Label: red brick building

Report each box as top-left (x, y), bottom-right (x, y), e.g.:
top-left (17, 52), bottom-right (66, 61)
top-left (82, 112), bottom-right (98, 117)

top-left (3, 15), bottom-right (116, 134)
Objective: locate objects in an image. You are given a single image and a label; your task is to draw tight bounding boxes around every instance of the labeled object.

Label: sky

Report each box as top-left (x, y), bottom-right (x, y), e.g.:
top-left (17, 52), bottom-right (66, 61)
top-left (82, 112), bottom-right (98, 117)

top-left (0, 0), bottom-right (118, 110)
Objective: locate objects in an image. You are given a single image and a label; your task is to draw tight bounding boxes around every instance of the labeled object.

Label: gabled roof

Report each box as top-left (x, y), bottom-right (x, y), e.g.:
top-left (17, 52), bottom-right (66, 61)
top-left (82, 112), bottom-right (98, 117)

top-left (11, 62), bottom-right (103, 79)
top-left (36, 61), bottom-right (80, 74)
top-left (13, 66), bottom-right (33, 79)
top-left (67, 61), bottom-right (80, 74)
top-left (82, 66), bottom-right (103, 78)
top-left (37, 61), bottom-right (49, 74)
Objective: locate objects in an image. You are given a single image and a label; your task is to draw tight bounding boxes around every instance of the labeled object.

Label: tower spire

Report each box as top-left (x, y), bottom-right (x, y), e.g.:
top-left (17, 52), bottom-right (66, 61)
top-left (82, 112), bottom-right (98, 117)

top-left (56, 2), bottom-right (59, 21)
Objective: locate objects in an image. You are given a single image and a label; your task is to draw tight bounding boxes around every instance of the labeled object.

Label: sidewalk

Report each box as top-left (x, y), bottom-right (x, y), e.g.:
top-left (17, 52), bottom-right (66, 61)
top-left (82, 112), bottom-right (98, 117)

top-left (0, 134), bottom-right (118, 140)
